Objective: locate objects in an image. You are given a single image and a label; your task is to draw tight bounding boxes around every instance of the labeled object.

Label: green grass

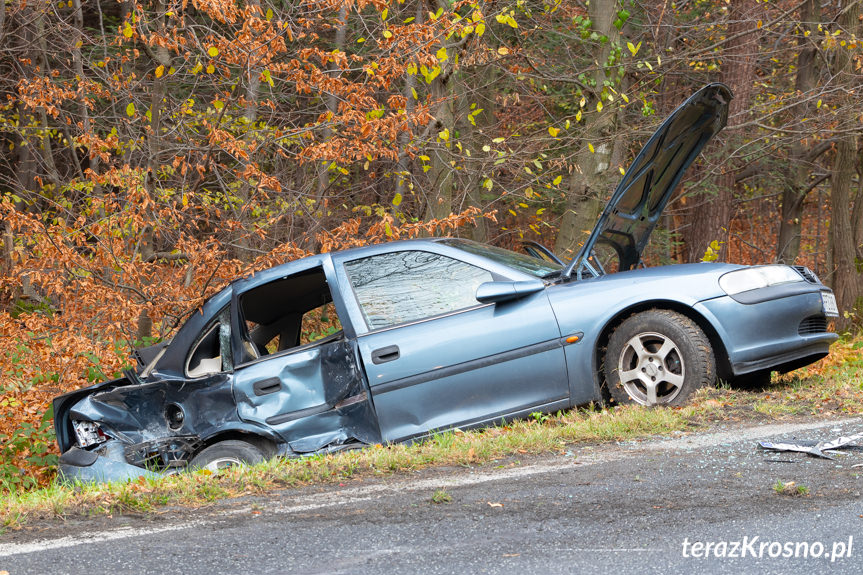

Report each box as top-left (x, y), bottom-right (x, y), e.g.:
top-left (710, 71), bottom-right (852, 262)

top-left (1, 335), bottom-right (860, 531)
top-left (431, 489), bottom-right (453, 504)
top-left (772, 479), bottom-right (810, 497)
top-left (0, 405), bottom-right (689, 529)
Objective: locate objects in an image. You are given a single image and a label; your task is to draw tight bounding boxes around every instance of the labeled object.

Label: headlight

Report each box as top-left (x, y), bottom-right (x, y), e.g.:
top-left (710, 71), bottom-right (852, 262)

top-left (719, 265), bottom-right (803, 296)
top-left (72, 420), bottom-right (110, 448)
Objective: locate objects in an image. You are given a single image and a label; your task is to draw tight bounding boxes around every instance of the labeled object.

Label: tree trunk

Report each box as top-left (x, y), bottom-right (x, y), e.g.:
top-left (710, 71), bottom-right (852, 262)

top-left (828, 0), bottom-right (862, 332)
top-left (316, 5), bottom-right (348, 204)
top-left (554, 0), bottom-right (622, 258)
top-left (423, 0), bottom-right (462, 224)
top-left (395, 0), bottom-right (422, 215)
top-left (683, 0), bottom-right (759, 262)
top-left (460, 62), bottom-right (497, 243)
top-left (776, 0), bottom-right (819, 263)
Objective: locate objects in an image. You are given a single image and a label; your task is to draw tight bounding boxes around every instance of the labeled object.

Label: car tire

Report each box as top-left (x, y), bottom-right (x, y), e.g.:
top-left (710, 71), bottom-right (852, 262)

top-left (189, 440), bottom-right (265, 472)
top-left (604, 309), bottom-right (715, 406)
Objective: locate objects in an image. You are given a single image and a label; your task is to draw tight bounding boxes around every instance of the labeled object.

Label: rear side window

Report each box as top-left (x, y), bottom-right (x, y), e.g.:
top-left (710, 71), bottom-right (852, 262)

top-left (343, 251), bottom-right (493, 330)
top-left (185, 307), bottom-right (232, 378)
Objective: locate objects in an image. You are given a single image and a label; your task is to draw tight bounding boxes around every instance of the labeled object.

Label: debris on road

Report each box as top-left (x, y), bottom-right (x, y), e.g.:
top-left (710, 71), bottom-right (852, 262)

top-left (758, 431), bottom-right (863, 460)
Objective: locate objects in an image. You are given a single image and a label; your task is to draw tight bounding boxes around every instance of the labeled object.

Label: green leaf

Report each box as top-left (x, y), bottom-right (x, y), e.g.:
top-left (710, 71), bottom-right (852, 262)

top-left (125, 102), bottom-right (135, 117)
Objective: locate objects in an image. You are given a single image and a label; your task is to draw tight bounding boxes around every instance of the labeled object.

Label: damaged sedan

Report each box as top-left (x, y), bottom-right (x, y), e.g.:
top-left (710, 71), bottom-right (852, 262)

top-left (54, 83), bottom-right (839, 482)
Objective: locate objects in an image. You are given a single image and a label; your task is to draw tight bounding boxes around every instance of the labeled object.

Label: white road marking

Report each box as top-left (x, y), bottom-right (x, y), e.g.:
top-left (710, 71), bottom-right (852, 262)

top-left (1, 417), bottom-right (858, 558)
top-left (0, 521), bottom-right (207, 557)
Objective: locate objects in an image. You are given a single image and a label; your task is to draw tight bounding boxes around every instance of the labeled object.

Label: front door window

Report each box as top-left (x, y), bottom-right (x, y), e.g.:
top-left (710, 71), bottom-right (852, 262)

top-left (343, 251), bottom-right (493, 330)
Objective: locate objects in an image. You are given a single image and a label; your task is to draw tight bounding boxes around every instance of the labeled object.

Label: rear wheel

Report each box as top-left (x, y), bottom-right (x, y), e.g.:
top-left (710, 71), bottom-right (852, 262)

top-left (604, 309), bottom-right (715, 406)
top-left (189, 440), bottom-right (265, 472)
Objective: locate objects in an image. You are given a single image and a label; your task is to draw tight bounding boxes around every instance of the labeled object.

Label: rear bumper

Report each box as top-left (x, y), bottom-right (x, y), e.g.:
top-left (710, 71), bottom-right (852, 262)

top-left (58, 442), bottom-right (158, 483)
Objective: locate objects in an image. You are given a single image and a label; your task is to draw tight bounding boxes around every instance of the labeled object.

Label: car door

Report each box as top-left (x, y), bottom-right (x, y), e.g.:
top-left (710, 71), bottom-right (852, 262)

top-left (229, 260), bottom-right (381, 452)
top-left (335, 248), bottom-right (569, 442)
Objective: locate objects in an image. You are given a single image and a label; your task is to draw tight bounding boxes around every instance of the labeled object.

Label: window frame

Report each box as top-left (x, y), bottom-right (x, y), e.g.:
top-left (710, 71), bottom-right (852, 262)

top-left (229, 263), bottom-right (347, 370)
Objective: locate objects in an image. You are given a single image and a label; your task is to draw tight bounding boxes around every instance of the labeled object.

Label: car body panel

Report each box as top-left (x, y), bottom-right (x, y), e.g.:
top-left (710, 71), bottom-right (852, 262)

top-left (545, 262), bottom-right (837, 395)
top-left (52, 85), bottom-right (838, 483)
top-left (356, 291), bottom-right (569, 442)
top-left (546, 263), bottom-right (741, 402)
top-left (231, 338), bottom-right (381, 452)
top-left (695, 291), bottom-right (837, 373)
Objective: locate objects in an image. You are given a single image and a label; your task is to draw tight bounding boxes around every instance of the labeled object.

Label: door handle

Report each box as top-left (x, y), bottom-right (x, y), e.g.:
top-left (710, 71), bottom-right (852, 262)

top-left (253, 377), bottom-right (282, 396)
top-left (371, 345), bottom-right (400, 364)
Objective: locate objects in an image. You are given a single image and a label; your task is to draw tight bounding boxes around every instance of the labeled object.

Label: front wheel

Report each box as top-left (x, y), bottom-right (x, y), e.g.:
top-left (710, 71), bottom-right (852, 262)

top-left (604, 309), bottom-right (715, 406)
top-left (189, 440), bottom-right (265, 472)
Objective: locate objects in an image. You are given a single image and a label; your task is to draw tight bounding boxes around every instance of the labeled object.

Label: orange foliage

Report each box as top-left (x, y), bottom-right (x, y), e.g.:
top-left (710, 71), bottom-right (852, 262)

top-left (0, 185), bottom-right (493, 485)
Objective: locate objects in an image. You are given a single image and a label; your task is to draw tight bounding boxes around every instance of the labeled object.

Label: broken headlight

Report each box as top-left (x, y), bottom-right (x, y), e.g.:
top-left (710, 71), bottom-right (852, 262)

top-left (72, 420), bottom-right (111, 448)
top-left (719, 265), bottom-right (803, 296)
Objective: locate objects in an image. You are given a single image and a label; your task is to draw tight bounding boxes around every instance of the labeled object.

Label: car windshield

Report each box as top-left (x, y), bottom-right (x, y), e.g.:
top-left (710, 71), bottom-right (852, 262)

top-left (441, 238), bottom-right (563, 278)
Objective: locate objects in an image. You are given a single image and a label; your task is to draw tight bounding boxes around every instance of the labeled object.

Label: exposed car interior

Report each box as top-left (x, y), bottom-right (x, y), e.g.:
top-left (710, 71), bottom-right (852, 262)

top-left (237, 267), bottom-right (343, 364)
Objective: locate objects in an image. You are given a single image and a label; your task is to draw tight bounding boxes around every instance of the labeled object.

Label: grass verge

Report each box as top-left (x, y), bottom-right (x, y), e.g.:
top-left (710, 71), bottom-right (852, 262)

top-left (2, 336), bottom-right (861, 531)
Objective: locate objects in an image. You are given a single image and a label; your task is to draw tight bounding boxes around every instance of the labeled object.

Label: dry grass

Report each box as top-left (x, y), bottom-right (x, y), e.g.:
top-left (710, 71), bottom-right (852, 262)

top-left (2, 335), bottom-right (861, 531)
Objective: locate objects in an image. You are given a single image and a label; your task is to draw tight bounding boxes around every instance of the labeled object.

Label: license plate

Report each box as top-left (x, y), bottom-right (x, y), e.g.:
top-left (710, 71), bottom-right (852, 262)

top-left (822, 292), bottom-right (839, 317)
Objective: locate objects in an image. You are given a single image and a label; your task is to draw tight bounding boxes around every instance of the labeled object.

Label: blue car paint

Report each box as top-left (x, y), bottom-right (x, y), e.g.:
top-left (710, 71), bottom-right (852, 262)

top-left (695, 291), bottom-right (837, 373)
top-left (546, 262), bottom-right (836, 397)
top-left (52, 84), bottom-right (838, 483)
top-left (356, 289), bottom-right (570, 442)
top-left (53, 238), bottom-right (839, 483)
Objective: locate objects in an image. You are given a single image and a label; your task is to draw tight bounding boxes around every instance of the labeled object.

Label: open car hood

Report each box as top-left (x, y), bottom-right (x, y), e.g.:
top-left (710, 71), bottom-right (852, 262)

top-left (562, 83), bottom-right (733, 280)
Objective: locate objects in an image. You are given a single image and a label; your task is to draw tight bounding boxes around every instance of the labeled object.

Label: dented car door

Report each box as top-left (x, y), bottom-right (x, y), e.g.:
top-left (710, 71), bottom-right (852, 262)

top-left (229, 261), bottom-right (381, 453)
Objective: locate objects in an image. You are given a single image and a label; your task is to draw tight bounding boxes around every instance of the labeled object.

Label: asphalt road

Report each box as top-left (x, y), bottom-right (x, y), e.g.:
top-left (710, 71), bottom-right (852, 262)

top-left (3, 417), bottom-right (863, 575)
